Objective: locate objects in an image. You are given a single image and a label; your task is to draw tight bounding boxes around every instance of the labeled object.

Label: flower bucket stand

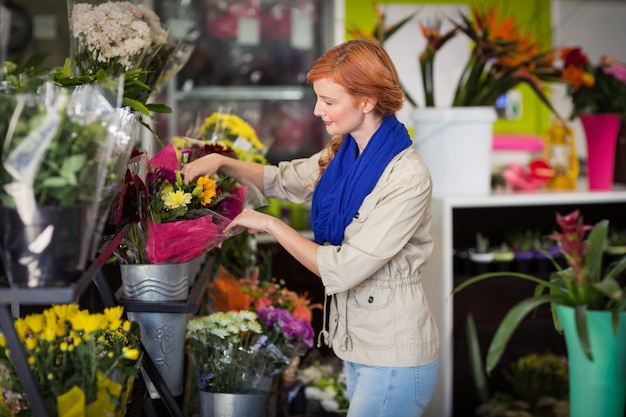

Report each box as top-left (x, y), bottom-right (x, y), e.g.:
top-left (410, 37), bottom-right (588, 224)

top-left (0, 224), bottom-right (214, 417)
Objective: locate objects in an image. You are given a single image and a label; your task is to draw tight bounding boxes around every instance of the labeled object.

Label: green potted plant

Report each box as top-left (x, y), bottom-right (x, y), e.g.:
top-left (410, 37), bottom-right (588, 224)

top-left (453, 210), bottom-right (626, 417)
top-left (469, 231), bottom-right (494, 263)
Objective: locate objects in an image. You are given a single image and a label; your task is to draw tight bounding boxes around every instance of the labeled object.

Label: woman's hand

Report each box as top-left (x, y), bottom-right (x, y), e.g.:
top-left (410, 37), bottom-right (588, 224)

top-left (225, 208), bottom-right (275, 235)
top-left (180, 153), bottom-right (222, 184)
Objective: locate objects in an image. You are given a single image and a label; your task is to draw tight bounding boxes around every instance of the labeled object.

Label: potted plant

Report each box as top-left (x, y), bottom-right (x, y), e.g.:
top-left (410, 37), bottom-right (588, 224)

top-left (559, 47), bottom-right (626, 190)
top-left (468, 231), bottom-right (494, 263)
top-left (412, 5), bottom-right (563, 195)
top-left (453, 210), bottom-right (626, 417)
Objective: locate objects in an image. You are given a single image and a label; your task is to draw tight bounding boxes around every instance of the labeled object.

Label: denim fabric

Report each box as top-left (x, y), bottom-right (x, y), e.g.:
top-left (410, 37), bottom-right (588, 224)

top-left (344, 359), bottom-right (439, 417)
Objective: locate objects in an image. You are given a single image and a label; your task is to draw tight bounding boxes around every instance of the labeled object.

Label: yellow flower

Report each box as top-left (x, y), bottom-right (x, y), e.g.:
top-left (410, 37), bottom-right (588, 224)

top-left (24, 314), bottom-right (45, 336)
top-left (25, 337), bottom-right (38, 350)
top-left (69, 310), bottom-right (104, 334)
top-left (197, 175), bottom-right (217, 205)
top-left (123, 347), bottom-right (140, 361)
top-left (103, 306), bottom-right (124, 330)
top-left (162, 189), bottom-right (192, 210)
top-left (50, 304), bottom-right (80, 322)
top-left (200, 113), bottom-right (263, 150)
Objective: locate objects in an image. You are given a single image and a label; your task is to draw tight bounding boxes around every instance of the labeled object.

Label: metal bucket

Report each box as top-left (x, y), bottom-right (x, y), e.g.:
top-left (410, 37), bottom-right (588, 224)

top-left (199, 390), bottom-right (268, 417)
top-left (120, 261), bottom-right (194, 397)
top-left (119, 261), bottom-right (193, 302)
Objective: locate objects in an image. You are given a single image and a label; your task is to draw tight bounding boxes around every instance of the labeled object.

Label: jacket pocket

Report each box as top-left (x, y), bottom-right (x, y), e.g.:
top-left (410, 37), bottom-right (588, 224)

top-left (348, 285), bottom-right (395, 348)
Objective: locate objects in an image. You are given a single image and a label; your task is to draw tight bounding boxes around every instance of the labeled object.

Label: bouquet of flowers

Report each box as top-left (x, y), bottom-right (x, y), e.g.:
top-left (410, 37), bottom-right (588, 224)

top-left (171, 111), bottom-right (270, 276)
top-left (113, 142), bottom-right (260, 264)
top-left (63, 0), bottom-right (197, 116)
top-left (559, 47), bottom-right (626, 119)
top-left (185, 310), bottom-right (265, 393)
top-left (255, 307), bottom-right (315, 376)
top-left (0, 81), bottom-right (136, 286)
top-left (0, 304), bottom-right (141, 417)
top-left (208, 269), bottom-right (318, 379)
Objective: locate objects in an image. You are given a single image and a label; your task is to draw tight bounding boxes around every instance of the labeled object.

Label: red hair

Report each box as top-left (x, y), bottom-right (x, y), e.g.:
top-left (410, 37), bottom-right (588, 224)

top-left (306, 39), bottom-right (404, 117)
top-left (307, 40), bottom-right (404, 180)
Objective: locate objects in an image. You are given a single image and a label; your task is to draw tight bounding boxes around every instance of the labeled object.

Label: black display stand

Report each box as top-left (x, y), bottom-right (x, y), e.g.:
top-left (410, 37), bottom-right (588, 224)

top-left (0, 224), bottom-right (212, 417)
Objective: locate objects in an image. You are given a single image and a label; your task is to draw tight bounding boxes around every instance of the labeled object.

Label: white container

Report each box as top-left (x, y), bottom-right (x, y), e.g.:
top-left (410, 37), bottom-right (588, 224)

top-left (412, 107), bottom-right (497, 196)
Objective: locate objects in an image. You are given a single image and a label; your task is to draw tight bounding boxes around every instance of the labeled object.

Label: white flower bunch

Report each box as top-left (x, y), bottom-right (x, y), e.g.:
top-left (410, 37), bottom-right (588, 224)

top-left (69, 1), bottom-right (168, 76)
top-left (296, 361), bottom-right (349, 412)
top-left (304, 385), bottom-right (342, 412)
top-left (186, 310), bottom-right (262, 344)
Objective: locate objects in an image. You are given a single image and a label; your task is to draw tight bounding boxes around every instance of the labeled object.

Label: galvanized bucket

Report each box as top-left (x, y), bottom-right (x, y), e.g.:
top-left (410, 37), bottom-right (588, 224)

top-left (120, 260), bottom-right (194, 398)
top-left (199, 390), bottom-right (268, 417)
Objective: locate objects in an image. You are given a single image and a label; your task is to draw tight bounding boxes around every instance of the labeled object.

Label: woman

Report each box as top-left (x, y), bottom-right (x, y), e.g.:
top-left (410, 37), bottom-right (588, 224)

top-left (181, 39), bottom-right (439, 417)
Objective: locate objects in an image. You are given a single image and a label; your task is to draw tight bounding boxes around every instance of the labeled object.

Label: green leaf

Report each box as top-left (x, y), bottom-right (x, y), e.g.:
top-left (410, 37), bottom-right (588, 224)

top-left (123, 98), bottom-right (150, 116)
top-left (573, 305), bottom-right (592, 360)
top-left (585, 220), bottom-right (608, 283)
top-left (485, 295), bottom-right (560, 372)
top-left (62, 154), bottom-right (87, 173)
top-left (465, 314), bottom-right (490, 402)
top-left (41, 177), bottom-right (69, 188)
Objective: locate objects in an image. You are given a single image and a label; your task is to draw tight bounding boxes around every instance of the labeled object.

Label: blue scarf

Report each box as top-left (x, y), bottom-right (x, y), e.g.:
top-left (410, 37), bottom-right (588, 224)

top-left (310, 115), bottom-right (412, 245)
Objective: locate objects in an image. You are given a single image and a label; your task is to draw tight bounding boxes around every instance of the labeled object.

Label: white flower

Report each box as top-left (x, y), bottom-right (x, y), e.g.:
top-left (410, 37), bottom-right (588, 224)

top-left (69, 1), bottom-right (168, 75)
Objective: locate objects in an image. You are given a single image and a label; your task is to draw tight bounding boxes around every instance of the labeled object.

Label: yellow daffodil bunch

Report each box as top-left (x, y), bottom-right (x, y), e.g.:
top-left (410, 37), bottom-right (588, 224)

top-left (0, 304), bottom-right (141, 417)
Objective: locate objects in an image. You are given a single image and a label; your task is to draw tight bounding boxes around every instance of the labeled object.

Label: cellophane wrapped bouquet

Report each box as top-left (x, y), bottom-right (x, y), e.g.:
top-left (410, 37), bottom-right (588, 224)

top-left (0, 80), bottom-right (137, 286)
top-left (63, 0), bottom-right (198, 116)
top-left (113, 141), bottom-right (265, 264)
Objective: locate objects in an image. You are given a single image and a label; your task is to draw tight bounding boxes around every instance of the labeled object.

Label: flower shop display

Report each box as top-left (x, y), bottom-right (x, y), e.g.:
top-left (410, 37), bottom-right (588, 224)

top-left (0, 304), bottom-right (141, 417)
top-left (560, 47), bottom-right (626, 190)
top-left (0, 81), bottom-right (136, 287)
top-left (454, 210), bottom-right (626, 417)
top-left (111, 140), bottom-right (262, 397)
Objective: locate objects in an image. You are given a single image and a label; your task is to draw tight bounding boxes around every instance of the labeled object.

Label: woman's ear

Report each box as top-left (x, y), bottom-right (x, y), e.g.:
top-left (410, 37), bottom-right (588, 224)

top-left (361, 97), bottom-right (377, 113)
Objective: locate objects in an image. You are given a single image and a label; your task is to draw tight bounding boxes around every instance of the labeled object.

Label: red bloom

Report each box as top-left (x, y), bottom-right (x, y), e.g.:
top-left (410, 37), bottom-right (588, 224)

top-left (563, 47), bottom-right (589, 67)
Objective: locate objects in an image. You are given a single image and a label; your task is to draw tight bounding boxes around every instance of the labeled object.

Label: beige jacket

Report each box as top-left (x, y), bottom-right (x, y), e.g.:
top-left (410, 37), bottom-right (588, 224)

top-left (263, 146), bottom-right (439, 367)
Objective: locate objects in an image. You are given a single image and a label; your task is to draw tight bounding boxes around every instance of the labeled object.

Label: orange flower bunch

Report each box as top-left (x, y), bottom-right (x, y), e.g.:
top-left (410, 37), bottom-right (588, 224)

top-left (209, 267), bottom-right (321, 323)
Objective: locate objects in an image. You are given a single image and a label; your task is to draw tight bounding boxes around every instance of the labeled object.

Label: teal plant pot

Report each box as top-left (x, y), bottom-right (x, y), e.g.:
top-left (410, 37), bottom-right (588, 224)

top-left (556, 305), bottom-right (626, 417)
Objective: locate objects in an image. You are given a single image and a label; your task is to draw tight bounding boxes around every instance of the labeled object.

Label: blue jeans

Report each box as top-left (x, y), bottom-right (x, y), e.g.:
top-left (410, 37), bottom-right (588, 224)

top-left (344, 359), bottom-right (439, 417)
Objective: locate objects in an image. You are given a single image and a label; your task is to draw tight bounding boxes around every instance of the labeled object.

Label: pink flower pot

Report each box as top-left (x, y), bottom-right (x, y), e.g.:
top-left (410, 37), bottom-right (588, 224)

top-left (580, 113), bottom-right (621, 190)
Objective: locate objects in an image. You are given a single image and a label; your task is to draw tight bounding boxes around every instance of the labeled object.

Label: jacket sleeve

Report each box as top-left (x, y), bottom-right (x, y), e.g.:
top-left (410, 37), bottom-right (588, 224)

top-left (317, 152), bottom-right (433, 294)
top-left (263, 152), bottom-right (322, 203)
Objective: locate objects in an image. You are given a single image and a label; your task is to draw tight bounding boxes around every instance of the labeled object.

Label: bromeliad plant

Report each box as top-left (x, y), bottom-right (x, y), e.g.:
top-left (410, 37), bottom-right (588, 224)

top-left (454, 210), bottom-right (626, 373)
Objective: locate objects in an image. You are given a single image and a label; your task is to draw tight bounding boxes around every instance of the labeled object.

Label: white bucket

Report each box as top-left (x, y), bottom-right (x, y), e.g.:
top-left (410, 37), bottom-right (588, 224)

top-left (412, 107), bottom-right (497, 196)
